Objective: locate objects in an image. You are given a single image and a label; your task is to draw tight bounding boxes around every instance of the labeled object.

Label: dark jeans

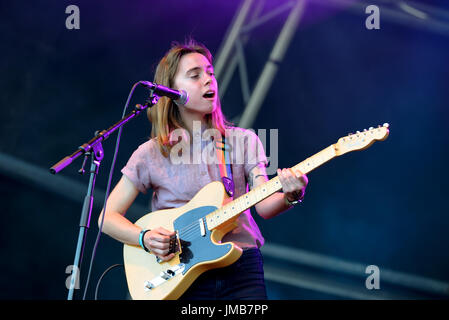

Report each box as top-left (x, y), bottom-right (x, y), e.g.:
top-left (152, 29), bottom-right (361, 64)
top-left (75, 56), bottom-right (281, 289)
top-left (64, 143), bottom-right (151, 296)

top-left (179, 248), bottom-right (268, 300)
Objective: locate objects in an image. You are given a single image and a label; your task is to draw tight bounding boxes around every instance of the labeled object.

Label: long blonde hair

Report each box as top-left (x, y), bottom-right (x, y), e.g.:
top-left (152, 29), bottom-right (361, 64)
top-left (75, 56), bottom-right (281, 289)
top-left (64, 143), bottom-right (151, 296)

top-left (147, 40), bottom-right (231, 157)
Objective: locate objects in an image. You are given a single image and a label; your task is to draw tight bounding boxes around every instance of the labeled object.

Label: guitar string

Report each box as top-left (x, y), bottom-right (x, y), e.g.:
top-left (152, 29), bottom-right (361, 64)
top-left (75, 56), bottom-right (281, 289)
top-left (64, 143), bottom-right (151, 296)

top-left (165, 144), bottom-right (370, 249)
top-left (178, 186), bottom-right (300, 242)
top-left (176, 206), bottom-right (235, 239)
top-left (178, 226), bottom-right (199, 239)
top-left (178, 208), bottom-right (240, 241)
top-left (174, 188), bottom-right (270, 239)
top-left (178, 177), bottom-right (281, 232)
top-left (165, 182), bottom-right (280, 244)
top-left (179, 156), bottom-right (335, 242)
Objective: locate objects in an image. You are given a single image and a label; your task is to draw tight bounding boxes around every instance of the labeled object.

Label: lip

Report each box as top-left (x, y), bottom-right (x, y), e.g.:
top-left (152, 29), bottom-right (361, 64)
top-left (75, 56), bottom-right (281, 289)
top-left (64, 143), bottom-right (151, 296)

top-left (202, 89), bottom-right (216, 101)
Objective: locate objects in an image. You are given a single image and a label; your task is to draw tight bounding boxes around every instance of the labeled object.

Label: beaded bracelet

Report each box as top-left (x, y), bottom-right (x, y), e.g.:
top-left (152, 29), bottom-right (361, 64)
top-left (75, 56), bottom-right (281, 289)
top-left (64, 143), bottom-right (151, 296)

top-left (139, 229), bottom-right (152, 252)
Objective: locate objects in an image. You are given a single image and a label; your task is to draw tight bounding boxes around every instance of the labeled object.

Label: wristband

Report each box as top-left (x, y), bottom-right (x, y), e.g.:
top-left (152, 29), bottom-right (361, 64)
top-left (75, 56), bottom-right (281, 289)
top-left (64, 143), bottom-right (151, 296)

top-left (285, 196), bottom-right (301, 206)
top-left (285, 191), bottom-right (304, 206)
top-left (139, 229), bottom-right (152, 252)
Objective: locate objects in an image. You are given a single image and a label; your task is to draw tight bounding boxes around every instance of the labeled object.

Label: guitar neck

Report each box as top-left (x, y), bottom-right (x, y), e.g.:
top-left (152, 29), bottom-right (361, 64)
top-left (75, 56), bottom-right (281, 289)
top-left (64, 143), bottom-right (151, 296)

top-left (206, 144), bottom-right (337, 230)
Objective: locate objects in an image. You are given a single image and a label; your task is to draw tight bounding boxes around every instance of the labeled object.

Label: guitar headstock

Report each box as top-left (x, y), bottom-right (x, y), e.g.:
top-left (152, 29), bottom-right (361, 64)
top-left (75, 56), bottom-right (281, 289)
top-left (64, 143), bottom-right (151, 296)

top-left (334, 123), bottom-right (390, 156)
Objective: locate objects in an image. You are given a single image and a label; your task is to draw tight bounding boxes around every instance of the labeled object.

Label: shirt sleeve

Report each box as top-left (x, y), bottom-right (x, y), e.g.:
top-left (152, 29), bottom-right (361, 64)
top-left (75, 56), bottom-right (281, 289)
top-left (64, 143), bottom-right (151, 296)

top-left (121, 142), bottom-right (153, 194)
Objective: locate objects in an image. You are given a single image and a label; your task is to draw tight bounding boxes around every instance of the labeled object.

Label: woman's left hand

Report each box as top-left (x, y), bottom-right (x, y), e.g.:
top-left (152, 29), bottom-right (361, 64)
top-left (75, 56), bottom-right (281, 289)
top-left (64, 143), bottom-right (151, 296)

top-left (277, 168), bottom-right (308, 202)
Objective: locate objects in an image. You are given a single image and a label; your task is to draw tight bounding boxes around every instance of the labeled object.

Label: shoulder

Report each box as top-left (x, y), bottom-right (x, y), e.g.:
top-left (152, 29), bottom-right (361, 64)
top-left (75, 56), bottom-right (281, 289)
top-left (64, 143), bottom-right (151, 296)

top-left (134, 138), bottom-right (159, 154)
top-left (127, 138), bottom-right (164, 163)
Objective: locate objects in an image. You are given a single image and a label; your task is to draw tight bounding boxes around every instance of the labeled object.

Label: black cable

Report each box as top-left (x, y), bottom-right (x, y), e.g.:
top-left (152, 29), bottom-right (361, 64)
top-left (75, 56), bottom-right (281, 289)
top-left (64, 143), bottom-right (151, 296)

top-left (94, 264), bottom-right (124, 300)
top-left (82, 82), bottom-right (141, 300)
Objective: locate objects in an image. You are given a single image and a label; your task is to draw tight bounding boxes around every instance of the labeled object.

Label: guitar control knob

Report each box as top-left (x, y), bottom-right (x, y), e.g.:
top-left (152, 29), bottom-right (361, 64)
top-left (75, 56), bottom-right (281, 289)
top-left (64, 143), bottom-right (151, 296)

top-left (144, 281), bottom-right (154, 291)
top-left (383, 123), bottom-right (390, 128)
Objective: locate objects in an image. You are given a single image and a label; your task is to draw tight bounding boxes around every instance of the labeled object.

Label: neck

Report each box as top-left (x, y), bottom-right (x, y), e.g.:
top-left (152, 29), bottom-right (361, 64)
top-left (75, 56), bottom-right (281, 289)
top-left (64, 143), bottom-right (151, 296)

top-left (180, 112), bottom-right (208, 138)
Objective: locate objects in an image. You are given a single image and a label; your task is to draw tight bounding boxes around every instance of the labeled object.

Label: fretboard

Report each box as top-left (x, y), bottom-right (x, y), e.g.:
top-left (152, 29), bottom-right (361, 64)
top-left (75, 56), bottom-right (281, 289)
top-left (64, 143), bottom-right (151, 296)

top-left (206, 144), bottom-right (337, 230)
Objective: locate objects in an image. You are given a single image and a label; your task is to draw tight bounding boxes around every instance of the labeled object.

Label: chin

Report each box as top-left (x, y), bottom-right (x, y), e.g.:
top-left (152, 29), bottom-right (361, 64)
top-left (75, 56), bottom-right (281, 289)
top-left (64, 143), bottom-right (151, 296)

top-left (201, 102), bottom-right (216, 114)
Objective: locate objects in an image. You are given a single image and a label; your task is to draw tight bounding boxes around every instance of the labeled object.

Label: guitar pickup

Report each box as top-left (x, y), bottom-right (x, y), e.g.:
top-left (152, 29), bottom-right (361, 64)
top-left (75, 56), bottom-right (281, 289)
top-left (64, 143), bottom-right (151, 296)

top-left (199, 218), bottom-right (206, 237)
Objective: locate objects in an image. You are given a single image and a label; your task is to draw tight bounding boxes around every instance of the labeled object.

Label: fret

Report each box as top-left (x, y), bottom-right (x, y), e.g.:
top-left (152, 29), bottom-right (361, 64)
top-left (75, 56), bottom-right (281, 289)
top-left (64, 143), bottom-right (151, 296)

top-left (235, 198), bottom-right (244, 212)
top-left (207, 144), bottom-right (338, 230)
top-left (292, 145), bottom-right (335, 174)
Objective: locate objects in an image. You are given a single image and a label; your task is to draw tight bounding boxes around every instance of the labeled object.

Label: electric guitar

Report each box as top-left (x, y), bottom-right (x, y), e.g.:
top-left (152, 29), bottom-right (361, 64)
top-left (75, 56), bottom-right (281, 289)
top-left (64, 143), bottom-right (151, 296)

top-left (123, 124), bottom-right (390, 299)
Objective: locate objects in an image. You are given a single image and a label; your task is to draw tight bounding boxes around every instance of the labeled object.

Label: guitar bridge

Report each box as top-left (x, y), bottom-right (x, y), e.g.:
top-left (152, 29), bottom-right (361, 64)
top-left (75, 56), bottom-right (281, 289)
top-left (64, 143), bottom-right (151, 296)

top-left (144, 263), bottom-right (185, 291)
top-left (168, 231), bottom-right (182, 255)
top-left (155, 231), bottom-right (182, 264)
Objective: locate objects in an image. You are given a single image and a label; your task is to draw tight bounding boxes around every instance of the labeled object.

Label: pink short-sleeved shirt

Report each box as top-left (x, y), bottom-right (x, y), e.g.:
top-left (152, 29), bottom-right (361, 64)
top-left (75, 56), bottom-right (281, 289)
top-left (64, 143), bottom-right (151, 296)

top-left (121, 127), bottom-right (267, 249)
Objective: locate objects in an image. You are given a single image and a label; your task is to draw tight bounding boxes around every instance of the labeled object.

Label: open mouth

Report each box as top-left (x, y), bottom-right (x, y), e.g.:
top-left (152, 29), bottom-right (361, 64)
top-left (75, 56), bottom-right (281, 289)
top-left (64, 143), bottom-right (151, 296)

top-left (203, 90), bottom-right (216, 100)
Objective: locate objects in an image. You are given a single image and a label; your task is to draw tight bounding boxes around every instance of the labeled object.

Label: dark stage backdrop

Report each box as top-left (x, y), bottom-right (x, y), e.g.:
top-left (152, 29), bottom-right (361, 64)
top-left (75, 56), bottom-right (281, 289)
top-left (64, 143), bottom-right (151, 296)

top-left (1, 0), bottom-right (448, 300)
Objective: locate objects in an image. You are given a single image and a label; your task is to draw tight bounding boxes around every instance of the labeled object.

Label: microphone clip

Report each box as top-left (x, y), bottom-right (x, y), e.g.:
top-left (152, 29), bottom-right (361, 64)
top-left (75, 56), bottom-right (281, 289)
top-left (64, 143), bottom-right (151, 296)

top-left (143, 89), bottom-right (160, 108)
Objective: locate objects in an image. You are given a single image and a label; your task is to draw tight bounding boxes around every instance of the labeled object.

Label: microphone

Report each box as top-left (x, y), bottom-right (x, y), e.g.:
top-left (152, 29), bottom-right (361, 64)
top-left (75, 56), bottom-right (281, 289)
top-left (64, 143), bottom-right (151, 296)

top-left (139, 81), bottom-right (189, 105)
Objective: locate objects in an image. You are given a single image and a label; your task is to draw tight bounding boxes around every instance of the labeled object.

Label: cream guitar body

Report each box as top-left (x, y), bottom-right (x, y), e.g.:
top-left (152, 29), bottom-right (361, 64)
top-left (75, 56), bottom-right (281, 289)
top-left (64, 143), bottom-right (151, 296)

top-left (124, 181), bottom-right (242, 300)
top-left (123, 124), bottom-right (390, 300)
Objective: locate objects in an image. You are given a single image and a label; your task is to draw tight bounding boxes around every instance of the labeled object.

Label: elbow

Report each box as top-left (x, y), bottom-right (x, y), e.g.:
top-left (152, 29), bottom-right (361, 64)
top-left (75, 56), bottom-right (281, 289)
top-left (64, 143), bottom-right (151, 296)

top-left (98, 210), bottom-right (108, 231)
top-left (255, 204), bottom-right (271, 220)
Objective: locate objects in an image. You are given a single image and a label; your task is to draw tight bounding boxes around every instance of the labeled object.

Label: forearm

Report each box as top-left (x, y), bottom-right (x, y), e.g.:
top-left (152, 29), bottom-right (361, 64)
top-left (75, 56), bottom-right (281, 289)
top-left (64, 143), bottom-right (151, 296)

top-left (99, 210), bottom-right (141, 246)
top-left (255, 192), bottom-right (293, 220)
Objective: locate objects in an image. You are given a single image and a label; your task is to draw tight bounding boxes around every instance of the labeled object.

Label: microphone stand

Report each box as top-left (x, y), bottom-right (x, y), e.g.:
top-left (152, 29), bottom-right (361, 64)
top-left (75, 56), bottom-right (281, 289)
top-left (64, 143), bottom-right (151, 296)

top-left (50, 92), bottom-right (159, 300)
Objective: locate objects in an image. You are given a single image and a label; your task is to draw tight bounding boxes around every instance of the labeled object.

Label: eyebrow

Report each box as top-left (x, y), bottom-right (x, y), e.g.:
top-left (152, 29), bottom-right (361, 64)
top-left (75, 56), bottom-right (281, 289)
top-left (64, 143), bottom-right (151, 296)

top-left (186, 65), bottom-right (214, 75)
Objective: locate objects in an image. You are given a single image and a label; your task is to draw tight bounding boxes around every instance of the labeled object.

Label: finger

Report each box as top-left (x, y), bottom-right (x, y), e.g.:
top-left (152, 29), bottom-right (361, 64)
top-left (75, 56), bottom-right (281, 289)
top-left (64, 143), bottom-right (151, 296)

top-left (279, 169), bottom-right (299, 193)
top-left (152, 250), bottom-right (168, 258)
top-left (281, 168), bottom-right (292, 182)
top-left (277, 169), bottom-right (286, 183)
top-left (284, 168), bottom-right (298, 185)
top-left (293, 169), bottom-right (303, 178)
top-left (147, 239), bottom-right (170, 250)
top-left (286, 168), bottom-right (299, 180)
top-left (295, 171), bottom-right (308, 186)
top-left (277, 169), bottom-right (288, 186)
top-left (279, 171), bottom-right (293, 193)
top-left (150, 227), bottom-right (175, 242)
top-left (157, 227), bottom-right (176, 237)
top-left (149, 233), bottom-right (171, 243)
top-left (157, 253), bottom-right (175, 262)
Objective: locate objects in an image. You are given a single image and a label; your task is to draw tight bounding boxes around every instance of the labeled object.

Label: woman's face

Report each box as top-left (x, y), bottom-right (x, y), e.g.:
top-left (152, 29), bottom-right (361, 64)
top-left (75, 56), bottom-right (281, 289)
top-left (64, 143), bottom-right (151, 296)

top-left (173, 52), bottom-right (218, 117)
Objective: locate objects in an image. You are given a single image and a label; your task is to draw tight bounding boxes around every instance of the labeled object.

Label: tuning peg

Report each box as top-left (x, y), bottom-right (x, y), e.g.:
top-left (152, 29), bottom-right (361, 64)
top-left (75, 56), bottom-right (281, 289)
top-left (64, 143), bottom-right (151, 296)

top-left (383, 123), bottom-right (390, 128)
top-left (369, 127), bottom-right (374, 130)
top-left (363, 129), bottom-right (367, 132)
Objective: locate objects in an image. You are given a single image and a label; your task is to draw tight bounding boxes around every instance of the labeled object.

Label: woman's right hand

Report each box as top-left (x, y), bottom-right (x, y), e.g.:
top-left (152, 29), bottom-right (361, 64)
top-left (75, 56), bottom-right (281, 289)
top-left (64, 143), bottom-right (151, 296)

top-left (143, 227), bottom-right (176, 261)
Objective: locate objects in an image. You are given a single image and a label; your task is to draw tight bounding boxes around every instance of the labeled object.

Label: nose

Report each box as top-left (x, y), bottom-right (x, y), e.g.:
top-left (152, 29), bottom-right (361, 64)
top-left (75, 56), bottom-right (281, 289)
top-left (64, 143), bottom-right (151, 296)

top-left (204, 73), bottom-right (213, 86)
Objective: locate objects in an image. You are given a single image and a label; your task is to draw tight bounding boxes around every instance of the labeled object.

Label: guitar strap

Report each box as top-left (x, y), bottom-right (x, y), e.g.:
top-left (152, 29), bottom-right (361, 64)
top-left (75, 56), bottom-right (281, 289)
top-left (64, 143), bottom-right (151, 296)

top-left (215, 136), bottom-right (235, 198)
